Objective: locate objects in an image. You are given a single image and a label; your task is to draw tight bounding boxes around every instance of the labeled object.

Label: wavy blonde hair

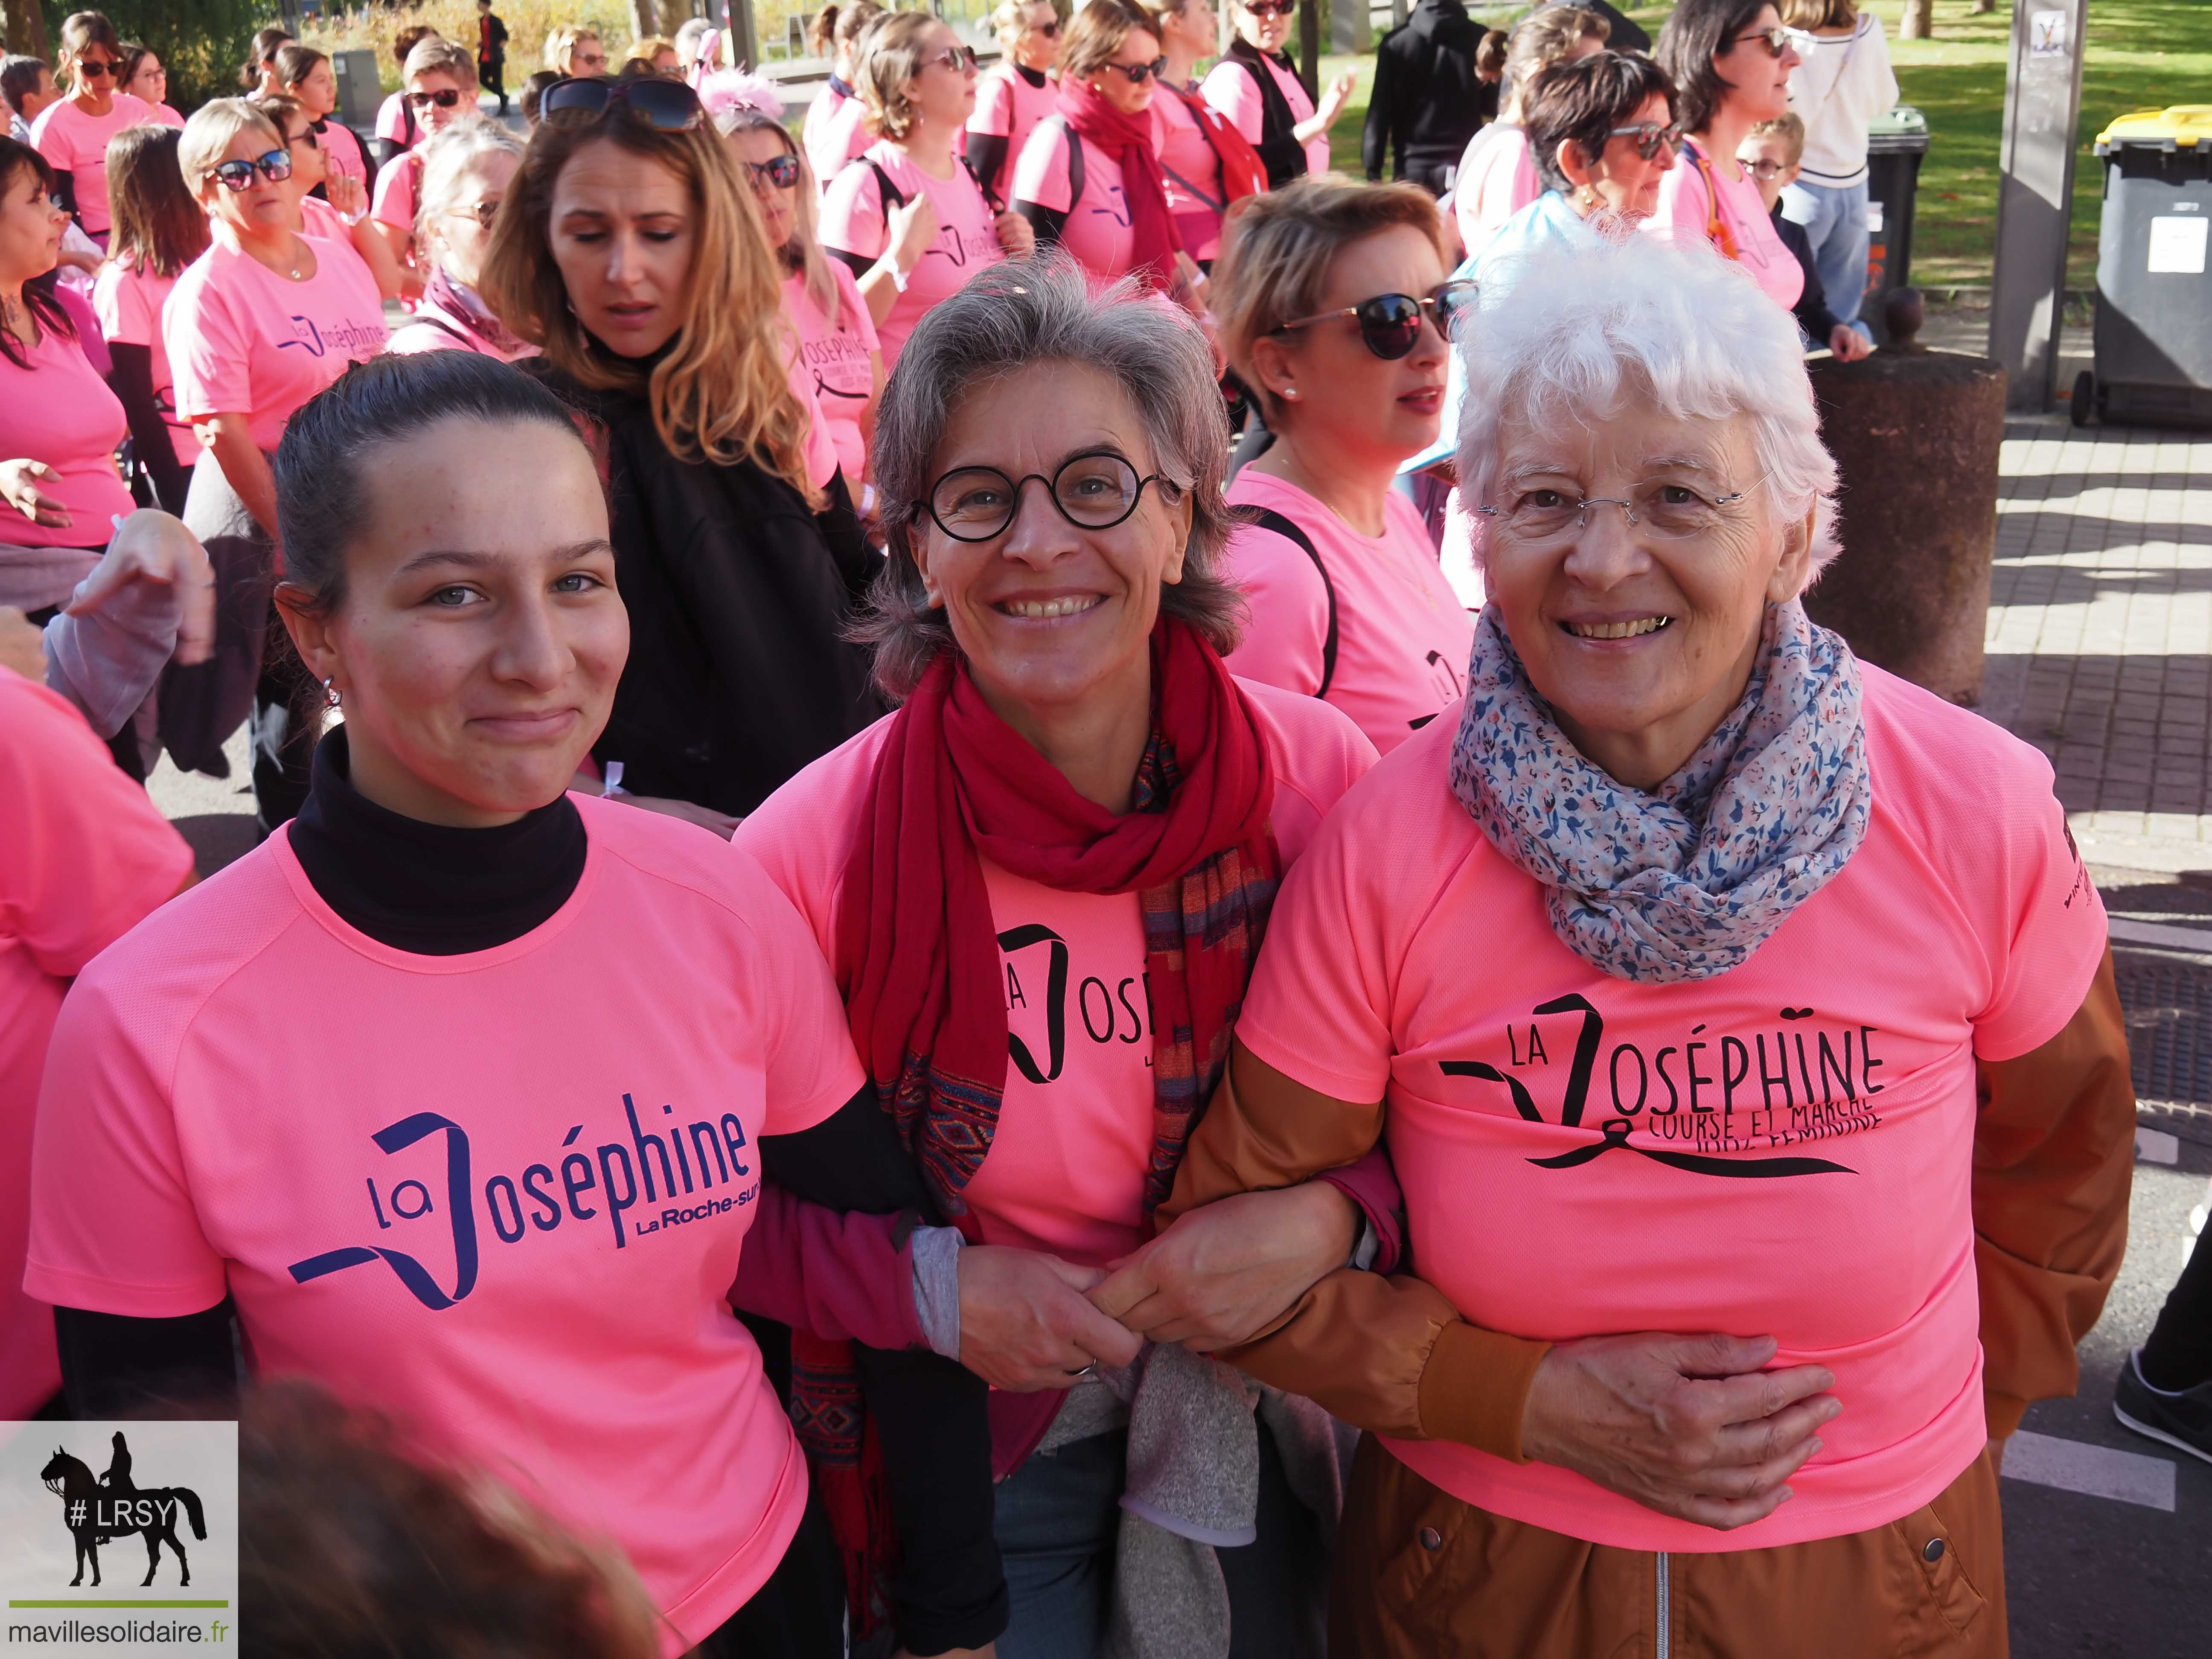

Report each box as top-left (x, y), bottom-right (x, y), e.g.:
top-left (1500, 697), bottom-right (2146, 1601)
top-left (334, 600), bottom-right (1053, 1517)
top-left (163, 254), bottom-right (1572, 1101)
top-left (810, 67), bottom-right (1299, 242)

top-left (476, 116), bottom-right (818, 504)
top-left (853, 11), bottom-right (948, 143)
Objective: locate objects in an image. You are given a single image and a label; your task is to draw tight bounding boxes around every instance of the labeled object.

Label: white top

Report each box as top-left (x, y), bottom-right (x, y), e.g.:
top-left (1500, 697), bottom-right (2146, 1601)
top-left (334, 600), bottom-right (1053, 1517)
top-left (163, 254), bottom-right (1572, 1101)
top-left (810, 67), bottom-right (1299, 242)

top-left (1784, 13), bottom-right (1899, 188)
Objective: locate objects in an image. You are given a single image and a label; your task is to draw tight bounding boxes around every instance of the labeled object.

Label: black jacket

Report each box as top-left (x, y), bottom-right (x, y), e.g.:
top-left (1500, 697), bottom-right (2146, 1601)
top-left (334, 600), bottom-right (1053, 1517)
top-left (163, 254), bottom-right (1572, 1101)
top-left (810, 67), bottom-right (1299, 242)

top-left (1222, 37), bottom-right (1312, 189)
top-left (1773, 203), bottom-right (1849, 346)
top-left (528, 361), bottom-right (888, 818)
top-left (1363, 0), bottom-right (1485, 182)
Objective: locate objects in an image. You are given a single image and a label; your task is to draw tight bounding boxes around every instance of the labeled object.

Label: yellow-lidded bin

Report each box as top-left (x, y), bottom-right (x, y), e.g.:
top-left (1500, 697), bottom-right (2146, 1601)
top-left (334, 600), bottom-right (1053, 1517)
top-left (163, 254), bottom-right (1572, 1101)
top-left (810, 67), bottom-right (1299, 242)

top-left (2077, 106), bottom-right (2212, 427)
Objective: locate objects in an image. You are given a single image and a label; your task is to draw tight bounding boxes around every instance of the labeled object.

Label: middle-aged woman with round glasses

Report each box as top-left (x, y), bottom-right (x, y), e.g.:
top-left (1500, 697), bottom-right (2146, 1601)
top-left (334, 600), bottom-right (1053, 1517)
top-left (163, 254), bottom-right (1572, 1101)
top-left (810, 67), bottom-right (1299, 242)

top-left (818, 12), bottom-right (1036, 375)
top-left (1152, 235), bottom-right (2136, 1657)
top-left (27, 347), bottom-right (867, 1659)
top-left (735, 253), bottom-right (1388, 1659)
top-left (29, 10), bottom-right (151, 246)
top-left (386, 121), bottom-right (532, 360)
top-left (1649, 0), bottom-right (1805, 313)
top-left (480, 73), bottom-right (883, 827)
top-left (1211, 178), bottom-right (1476, 757)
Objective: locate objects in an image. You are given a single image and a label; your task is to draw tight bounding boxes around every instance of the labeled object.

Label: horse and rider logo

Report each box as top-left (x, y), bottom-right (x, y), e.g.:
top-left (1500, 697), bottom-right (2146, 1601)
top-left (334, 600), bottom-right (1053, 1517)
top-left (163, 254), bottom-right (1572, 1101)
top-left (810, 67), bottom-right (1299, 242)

top-left (37, 1432), bottom-right (208, 1588)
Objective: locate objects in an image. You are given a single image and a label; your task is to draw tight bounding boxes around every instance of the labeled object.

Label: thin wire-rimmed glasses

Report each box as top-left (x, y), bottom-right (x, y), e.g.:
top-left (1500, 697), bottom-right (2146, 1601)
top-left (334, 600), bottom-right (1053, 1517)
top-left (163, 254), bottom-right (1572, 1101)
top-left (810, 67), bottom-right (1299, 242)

top-left (1274, 278), bottom-right (1478, 361)
top-left (1476, 478), bottom-right (1763, 540)
top-left (1607, 123), bottom-right (1679, 162)
top-left (927, 450), bottom-right (1179, 542)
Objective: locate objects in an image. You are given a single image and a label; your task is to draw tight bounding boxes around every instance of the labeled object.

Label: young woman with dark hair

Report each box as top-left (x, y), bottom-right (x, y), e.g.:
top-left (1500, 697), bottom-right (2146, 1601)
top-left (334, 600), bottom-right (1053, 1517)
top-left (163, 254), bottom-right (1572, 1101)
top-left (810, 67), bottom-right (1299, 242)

top-left (478, 73), bottom-right (885, 824)
top-left (274, 44), bottom-right (373, 194)
top-left (29, 11), bottom-right (150, 243)
top-left (240, 24), bottom-right (292, 97)
top-left (93, 122), bottom-right (207, 514)
top-left (27, 347), bottom-right (874, 1659)
top-left (117, 43), bottom-right (183, 127)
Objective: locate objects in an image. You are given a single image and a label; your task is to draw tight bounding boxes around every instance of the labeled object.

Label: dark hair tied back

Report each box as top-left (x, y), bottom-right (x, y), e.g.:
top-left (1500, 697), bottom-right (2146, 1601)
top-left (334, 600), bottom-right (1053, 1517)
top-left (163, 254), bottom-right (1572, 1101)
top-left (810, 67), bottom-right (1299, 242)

top-left (1656, 0), bottom-right (1773, 137)
top-left (274, 352), bottom-right (594, 617)
top-left (1524, 51), bottom-right (1676, 197)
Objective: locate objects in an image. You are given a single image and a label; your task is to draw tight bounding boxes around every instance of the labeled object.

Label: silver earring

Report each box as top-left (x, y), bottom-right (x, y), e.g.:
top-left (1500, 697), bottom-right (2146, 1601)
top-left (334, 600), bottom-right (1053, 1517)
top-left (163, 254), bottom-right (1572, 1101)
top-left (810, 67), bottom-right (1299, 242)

top-left (1282, 385), bottom-right (1299, 400)
top-left (323, 677), bottom-right (340, 708)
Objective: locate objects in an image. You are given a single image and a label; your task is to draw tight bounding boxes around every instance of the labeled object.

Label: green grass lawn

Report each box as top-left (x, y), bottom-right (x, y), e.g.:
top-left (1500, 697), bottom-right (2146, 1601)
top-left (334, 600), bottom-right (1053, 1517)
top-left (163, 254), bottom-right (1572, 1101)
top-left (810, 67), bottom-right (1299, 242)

top-left (1327, 0), bottom-right (2212, 288)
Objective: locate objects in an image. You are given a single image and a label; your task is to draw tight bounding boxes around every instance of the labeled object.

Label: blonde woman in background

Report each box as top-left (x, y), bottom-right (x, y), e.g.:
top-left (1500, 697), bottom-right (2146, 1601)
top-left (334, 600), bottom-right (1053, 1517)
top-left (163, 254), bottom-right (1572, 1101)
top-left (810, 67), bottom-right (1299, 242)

top-left (963, 0), bottom-right (1060, 203)
top-left (1449, 3), bottom-right (1607, 250)
top-left (625, 36), bottom-right (681, 76)
top-left (542, 25), bottom-right (608, 77)
top-left (386, 122), bottom-right (532, 360)
top-left (817, 12), bottom-right (1034, 372)
top-left (801, 0), bottom-right (883, 180)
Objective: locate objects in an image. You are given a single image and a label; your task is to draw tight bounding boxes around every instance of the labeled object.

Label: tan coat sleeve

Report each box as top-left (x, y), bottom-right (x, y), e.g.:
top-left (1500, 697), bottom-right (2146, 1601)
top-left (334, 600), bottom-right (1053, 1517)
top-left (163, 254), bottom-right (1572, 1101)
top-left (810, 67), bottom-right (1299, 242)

top-left (1973, 949), bottom-right (2136, 1438)
top-left (1164, 1041), bottom-right (1552, 1461)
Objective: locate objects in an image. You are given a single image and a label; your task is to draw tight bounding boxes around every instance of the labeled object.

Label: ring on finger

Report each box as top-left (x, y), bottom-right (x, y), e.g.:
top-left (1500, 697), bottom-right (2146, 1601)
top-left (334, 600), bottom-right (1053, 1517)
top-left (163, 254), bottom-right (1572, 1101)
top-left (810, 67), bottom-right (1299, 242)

top-left (1065, 1363), bottom-right (1096, 1380)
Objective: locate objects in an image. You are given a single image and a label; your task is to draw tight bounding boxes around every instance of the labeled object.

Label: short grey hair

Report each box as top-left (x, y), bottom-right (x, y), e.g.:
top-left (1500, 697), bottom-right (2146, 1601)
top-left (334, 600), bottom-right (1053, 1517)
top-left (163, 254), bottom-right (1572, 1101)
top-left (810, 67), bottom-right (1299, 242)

top-left (1455, 236), bottom-right (1841, 587)
top-left (414, 119), bottom-right (523, 242)
top-left (859, 254), bottom-right (1242, 700)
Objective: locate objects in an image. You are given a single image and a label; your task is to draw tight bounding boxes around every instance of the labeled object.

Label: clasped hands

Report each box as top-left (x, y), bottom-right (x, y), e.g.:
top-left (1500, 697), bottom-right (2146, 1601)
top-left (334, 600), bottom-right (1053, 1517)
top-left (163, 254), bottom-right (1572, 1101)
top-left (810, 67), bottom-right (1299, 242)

top-left (953, 1181), bottom-right (1357, 1393)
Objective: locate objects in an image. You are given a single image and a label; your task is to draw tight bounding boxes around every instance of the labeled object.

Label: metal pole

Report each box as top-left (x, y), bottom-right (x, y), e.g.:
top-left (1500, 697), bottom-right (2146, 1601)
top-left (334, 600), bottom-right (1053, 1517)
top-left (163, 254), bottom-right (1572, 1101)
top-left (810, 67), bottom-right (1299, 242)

top-left (1987, 0), bottom-right (2091, 412)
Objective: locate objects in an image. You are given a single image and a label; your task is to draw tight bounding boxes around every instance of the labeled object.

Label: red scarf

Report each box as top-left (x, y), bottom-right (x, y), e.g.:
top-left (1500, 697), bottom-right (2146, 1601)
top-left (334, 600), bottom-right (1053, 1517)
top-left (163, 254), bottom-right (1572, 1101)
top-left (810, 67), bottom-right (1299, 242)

top-left (1055, 76), bottom-right (1184, 287)
top-left (803, 617), bottom-right (1279, 1638)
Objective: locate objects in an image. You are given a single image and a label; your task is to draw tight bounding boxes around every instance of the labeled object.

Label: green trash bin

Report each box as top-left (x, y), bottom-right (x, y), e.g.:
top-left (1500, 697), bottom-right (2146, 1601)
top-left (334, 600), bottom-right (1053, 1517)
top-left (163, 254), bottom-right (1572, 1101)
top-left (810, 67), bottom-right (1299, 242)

top-left (2077, 106), bottom-right (2212, 429)
top-left (1862, 106), bottom-right (1929, 345)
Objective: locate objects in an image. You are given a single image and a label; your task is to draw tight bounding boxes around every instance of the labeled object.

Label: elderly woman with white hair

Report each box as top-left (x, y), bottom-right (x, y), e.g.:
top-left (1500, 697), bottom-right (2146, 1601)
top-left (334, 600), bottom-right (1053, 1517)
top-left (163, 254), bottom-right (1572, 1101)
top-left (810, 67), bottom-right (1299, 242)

top-left (385, 121), bottom-right (531, 359)
top-left (1122, 236), bottom-right (2136, 1656)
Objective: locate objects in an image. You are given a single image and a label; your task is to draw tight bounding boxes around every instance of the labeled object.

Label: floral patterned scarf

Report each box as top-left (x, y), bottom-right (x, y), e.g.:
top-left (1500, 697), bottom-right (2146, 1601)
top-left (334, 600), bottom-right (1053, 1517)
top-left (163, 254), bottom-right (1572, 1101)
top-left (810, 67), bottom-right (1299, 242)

top-left (1449, 600), bottom-right (1871, 983)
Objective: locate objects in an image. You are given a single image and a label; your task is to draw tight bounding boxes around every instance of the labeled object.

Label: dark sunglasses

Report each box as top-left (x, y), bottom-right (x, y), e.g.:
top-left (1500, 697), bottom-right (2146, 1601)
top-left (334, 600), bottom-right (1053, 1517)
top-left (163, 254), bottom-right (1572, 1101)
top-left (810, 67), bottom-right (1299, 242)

top-left (76, 57), bottom-right (119, 78)
top-left (1275, 279), bottom-right (1478, 360)
top-left (745, 154), bottom-right (802, 190)
top-left (1730, 25), bottom-right (1793, 57)
top-left (541, 73), bottom-right (704, 131)
top-left (406, 86), bottom-right (466, 110)
top-left (1607, 123), bottom-right (1679, 161)
top-left (926, 44), bottom-right (980, 72)
top-left (1104, 56), bottom-right (1169, 84)
top-left (211, 148), bottom-right (293, 191)
top-left (1034, 19), bottom-right (1060, 35)
top-left (1243, 0), bottom-right (1296, 14)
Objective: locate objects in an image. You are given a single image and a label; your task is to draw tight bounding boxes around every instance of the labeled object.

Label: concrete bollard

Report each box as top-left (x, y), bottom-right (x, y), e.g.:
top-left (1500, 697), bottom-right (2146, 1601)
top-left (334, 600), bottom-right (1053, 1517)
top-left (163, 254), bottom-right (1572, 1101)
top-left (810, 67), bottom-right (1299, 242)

top-left (1803, 291), bottom-right (2009, 706)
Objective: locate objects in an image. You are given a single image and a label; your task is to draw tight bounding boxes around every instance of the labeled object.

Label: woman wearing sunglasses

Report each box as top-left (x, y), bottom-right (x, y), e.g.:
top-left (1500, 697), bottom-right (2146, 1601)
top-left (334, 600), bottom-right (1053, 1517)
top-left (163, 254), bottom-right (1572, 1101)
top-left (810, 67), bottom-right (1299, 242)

top-left (273, 45), bottom-right (372, 196)
top-left (1140, 0), bottom-right (1265, 270)
top-left (1201, 0), bottom-right (1354, 189)
top-left (28, 11), bottom-right (152, 245)
top-left (479, 74), bottom-right (883, 827)
top-left (167, 98), bottom-right (387, 828)
top-left (707, 75), bottom-right (882, 498)
top-left (262, 94), bottom-right (407, 303)
top-left (387, 122), bottom-right (532, 361)
top-left (800, 1), bottom-right (883, 185)
top-left (1010, 0), bottom-right (1201, 301)
top-left (818, 13), bottom-right (1035, 374)
top-left (734, 255), bottom-right (1385, 1659)
top-left (1648, 0), bottom-right (1804, 312)
top-left (964, 0), bottom-right (1060, 205)
top-left (1211, 179), bottom-right (1474, 757)
top-left (369, 36), bottom-right (482, 290)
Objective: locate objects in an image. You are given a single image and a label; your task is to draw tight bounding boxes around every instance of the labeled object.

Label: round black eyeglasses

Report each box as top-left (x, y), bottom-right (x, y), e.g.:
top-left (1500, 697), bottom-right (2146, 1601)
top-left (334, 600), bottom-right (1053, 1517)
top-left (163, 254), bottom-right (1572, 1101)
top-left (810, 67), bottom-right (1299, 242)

top-left (927, 451), bottom-right (1177, 542)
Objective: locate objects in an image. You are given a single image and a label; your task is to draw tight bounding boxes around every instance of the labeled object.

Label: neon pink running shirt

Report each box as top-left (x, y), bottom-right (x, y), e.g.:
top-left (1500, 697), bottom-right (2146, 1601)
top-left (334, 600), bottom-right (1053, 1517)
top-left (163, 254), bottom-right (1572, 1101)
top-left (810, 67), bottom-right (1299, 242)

top-left (782, 264), bottom-right (879, 483)
top-left (1012, 120), bottom-right (1136, 282)
top-left (1645, 143), bottom-right (1804, 313)
top-left (92, 260), bottom-right (197, 467)
top-left (818, 142), bottom-right (1006, 372)
top-left (1237, 666), bottom-right (2109, 1552)
top-left (968, 62), bottom-right (1059, 202)
top-left (1452, 122), bottom-right (1540, 252)
top-left (29, 93), bottom-right (154, 235)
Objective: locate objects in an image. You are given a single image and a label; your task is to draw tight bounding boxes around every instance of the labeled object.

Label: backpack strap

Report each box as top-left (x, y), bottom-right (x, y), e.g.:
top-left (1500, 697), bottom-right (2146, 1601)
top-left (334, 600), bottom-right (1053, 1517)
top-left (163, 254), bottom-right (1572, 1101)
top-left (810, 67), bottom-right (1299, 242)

top-left (862, 155), bottom-right (906, 212)
top-left (1246, 507), bottom-right (1338, 697)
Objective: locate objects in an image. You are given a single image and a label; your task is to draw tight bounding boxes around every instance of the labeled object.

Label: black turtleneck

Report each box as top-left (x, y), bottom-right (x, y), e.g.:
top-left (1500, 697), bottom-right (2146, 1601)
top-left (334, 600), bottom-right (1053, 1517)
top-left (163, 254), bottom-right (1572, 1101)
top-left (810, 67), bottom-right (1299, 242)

top-left (1014, 62), bottom-right (1046, 88)
top-left (288, 725), bottom-right (588, 955)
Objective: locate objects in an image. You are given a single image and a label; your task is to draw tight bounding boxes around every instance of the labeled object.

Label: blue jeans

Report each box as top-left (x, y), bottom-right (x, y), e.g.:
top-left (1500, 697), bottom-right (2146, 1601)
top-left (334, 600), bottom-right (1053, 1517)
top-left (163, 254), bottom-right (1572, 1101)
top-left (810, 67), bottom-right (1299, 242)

top-left (1781, 175), bottom-right (1872, 330)
top-left (992, 1425), bottom-right (1328, 1659)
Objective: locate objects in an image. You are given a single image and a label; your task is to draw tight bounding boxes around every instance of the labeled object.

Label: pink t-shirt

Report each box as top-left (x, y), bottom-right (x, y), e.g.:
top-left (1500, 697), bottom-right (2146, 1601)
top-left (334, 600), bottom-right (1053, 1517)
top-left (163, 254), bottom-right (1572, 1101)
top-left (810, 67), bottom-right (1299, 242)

top-left (1152, 88), bottom-right (1225, 262)
top-left (0, 316), bottom-right (134, 548)
top-left (785, 336), bottom-right (838, 494)
top-left (1223, 470), bottom-right (1475, 756)
top-left (29, 92), bottom-right (154, 235)
top-left (1013, 119), bottom-right (1136, 282)
top-left (1201, 54), bottom-right (1328, 180)
top-left (0, 669), bottom-right (191, 1420)
top-left (92, 259), bottom-right (198, 468)
top-left (783, 264), bottom-right (879, 483)
top-left (1452, 122), bottom-right (1540, 252)
top-left (818, 142), bottom-right (1006, 372)
top-left (26, 795), bottom-right (865, 1653)
top-left (166, 230), bottom-right (389, 450)
top-left (1240, 667), bottom-right (2110, 1551)
top-left (1646, 142), bottom-right (1804, 313)
top-left (803, 88), bottom-right (873, 190)
top-left (147, 102), bottom-right (186, 128)
top-left (320, 119), bottom-right (370, 187)
top-left (968, 62), bottom-right (1059, 203)
top-left (371, 148), bottom-right (421, 237)
top-left (733, 679), bottom-right (1377, 1265)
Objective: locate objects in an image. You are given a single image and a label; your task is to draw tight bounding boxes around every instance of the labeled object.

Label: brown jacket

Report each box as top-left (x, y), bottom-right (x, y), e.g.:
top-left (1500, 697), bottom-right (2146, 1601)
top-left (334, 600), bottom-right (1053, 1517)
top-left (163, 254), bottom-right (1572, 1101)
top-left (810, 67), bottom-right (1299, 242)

top-left (1163, 952), bottom-right (2136, 1653)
